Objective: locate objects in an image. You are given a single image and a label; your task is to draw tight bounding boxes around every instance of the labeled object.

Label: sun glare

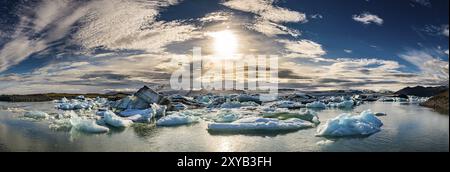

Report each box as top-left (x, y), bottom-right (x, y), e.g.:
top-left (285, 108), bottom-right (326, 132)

top-left (207, 30), bottom-right (239, 60)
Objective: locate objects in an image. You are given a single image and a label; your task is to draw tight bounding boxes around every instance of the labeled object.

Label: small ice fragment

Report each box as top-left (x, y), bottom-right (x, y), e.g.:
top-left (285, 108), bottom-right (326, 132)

top-left (119, 109), bottom-right (154, 117)
top-left (316, 140), bottom-right (335, 146)
top-left (24, 111), bottom-right (48, 119)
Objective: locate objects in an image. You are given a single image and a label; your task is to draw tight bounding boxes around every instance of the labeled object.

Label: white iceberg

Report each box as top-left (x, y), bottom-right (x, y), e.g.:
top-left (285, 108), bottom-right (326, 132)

top-left (103, 111), bottom-right (133, 128)
top-left (316, 110), bottom-right (383, 137)
top-left (151, 103), bottom-right (167, 117)
top-left (70, 116), bottom-right (109, 133)
top-left (208, 117), bottom-right (314, 132)
top-left (156, 113), bottom-right (200, 126)
top-left (220, 101), bottom-right (259, 109)
top-left (262, 109), bottom-right (320, 124)
top-left (119, 109), bottom-right (154, 117)
top-left (306, 101), bottom-right (327, 109)
top-left (24, 111), bottom-right (49, 119)
top-left (213, 110), bottom-right (240, 123)
top-left (316, 140), bottom-right (335, 146)
top-left (328, 100), bottom-right (354, 109)
top-left (273, 101), bottom-right (304, 109)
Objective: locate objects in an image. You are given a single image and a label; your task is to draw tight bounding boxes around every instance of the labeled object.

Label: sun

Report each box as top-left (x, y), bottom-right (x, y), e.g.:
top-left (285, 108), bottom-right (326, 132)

top-left (207, 30), bottom-right (239, 60)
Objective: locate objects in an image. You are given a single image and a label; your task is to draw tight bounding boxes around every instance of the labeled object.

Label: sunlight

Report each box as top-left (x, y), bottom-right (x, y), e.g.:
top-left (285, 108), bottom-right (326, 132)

top-left (207, 30), bottom-right (239, 60)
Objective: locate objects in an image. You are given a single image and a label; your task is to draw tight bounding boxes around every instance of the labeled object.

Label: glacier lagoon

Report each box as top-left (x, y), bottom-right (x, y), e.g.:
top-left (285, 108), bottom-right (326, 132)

top-left (0, 101), bottom-right (448, 152)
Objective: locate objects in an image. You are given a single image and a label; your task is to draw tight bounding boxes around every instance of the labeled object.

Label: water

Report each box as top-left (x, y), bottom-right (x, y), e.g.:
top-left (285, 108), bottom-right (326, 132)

top-left (0, 101), bottom-right (448, 152)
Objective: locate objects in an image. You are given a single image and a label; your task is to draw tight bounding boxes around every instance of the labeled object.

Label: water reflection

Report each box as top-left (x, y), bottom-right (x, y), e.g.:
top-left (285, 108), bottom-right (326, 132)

top-left (0, 101), bottom-right (448, 152)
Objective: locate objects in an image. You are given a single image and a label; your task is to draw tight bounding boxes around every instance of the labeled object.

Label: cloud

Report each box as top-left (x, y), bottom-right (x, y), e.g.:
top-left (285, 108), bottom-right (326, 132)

top-left (222, 0), bottom-right (307, 23)
top-left (0, 0), bottom-right (194, 72)
top-left (222, 0), bottom-right (306, 37)
top-left (422, 24), bottom-right (449, 37)
top-left (344, 49), bottom-right (353, 53)
top-left (247, 19), bottom-right (300, 37)
top-left (410, 0), bottom-right (432, 7)
top-left (352, 12), bottom-right (384, 25)
top-left (310, 14), bottom-right (323, 19)
top-left (399, 49), bottom-right (449, 84)
top-left (278, 39), bottom-right (326, 58)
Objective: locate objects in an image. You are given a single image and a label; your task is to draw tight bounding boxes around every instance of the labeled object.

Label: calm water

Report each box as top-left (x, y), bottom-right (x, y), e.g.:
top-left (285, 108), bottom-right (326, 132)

top-left (0, 101), bottom-right (448, 152)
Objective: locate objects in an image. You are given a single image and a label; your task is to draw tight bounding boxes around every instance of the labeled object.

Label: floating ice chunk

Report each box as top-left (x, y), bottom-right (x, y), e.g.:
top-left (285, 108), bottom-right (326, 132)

top-left (103, 111), bottom-right (133, 128)
top-left (171, 103), bottom-right (188, 111)
top-left (151, 103), bottom-right (167, 118)
top-left (119, 109), bottom-right (154, 117)
top-left (208, 117), bottom-right (314, 132)
top-left (214, 110), bottom-right (240, 123)
top-left (316, 140), bottom-right (335, 146)
top-left (24, 111), bottom-right (49, 119)
top-left (328, 100), bottom-right (354, 109)
top-left (127, 114), bottom-right (151, 123)
top-left (220, 101), bottom-right (259, 109)
top-left (306, 101), bottom-right (327, 109)
top-left (316, 110), bottom-right (383, 137)
top-left (6, 107), bottom-right (26, 113)
top-left (156, 113), bottom-right (200, 126)
top-left (262, 109), bottom-right (320, 124)
top-left (76, 95), bottom-right (85, 100)
top-left (274, 101), bottom-right (304, 109)
top-left (70, 116), bottom-right (109, 133)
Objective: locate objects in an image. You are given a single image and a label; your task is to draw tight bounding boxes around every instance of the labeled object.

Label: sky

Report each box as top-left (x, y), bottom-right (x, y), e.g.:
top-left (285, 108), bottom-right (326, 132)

top-left (0, 0), bottom-right (448, 94)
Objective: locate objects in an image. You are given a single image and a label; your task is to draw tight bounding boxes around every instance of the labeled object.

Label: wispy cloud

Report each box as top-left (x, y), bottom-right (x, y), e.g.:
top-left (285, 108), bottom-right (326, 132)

top-left (353, 12), bottom-right (384, 25)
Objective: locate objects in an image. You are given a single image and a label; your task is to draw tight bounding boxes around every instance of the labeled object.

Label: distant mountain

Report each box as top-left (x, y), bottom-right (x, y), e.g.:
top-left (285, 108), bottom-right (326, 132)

top-left (395, 86), bottom-right (448, 97)
top-left (421, 90), bottom-right (449, 115)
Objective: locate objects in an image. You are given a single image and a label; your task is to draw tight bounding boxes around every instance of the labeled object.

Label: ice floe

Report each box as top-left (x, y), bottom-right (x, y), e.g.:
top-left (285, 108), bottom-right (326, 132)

top-left (316, 110), bottom-right (383, 137)
top-left (208, 117), bottom-right (314, 132)
top-left (306, 101), bottom-right (327, 109)
top-left (156, 112), bottom-right (200, 126)
top-left (262, 109), bottom-right (320, 124)
top-left (327, 100), bottom-right (355, 109)
top-left (103, 111), bottom-right (133, 128)
top-left (24, 111), bottom-right (49, 119)
top-left (213, 109), bottom-right (241, 123)
top-left (70, 116), bottom-right (109, 133)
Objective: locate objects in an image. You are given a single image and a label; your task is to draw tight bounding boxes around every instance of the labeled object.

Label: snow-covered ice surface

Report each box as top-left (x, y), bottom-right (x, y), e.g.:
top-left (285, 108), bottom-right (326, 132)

top-left (316, 110), bottom-right (383, 137)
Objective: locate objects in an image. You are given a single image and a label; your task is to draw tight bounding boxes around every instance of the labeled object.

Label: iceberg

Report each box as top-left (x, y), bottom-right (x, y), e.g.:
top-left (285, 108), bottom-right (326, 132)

top-left (151, 103), bottom-right (167, 118)
top-left (103, 111), bottom-right (133, 128)
top-left (316, 110), bottom-right (383, 137)
top-left (171, 102), bottom-right (188, 111)
top-left (213, 110), bottom-right (240, 123)
top-left (24, 111), bottom-right (49, 119)
top-left (220, 101), bottom-right (259, 109)
top-left (273, 101), bottom-right (304, 109)
top-left (119, 109), bottom-right (154, 117)
top-left (306, 101), bottom-right (327, 109)
top-left (262, 109), bottom-right (320, 124)
top-left (328, 100), bottom-right (354, 109)
top-left (156, 113), bottom-right (200, 126)
top-left (70, 116), bottom-right (109, 133)
top-left (208, 117), bottom-right (314, 132)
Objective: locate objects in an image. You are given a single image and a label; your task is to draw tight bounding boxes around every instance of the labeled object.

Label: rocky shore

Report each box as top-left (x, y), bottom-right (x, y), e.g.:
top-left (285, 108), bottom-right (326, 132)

top-left (421, 90), bottom-right (449, 115)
